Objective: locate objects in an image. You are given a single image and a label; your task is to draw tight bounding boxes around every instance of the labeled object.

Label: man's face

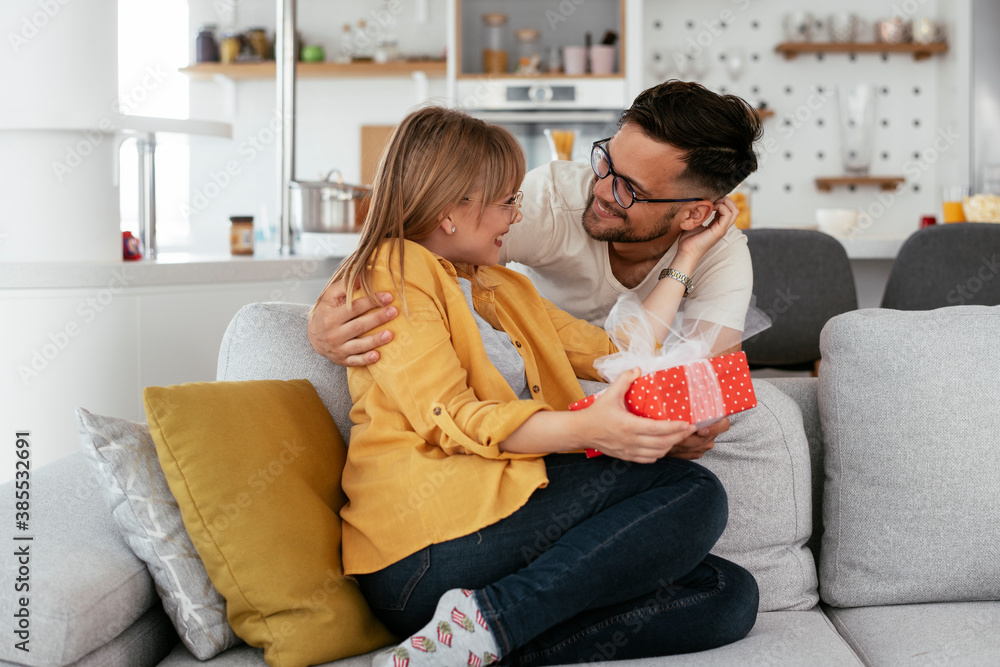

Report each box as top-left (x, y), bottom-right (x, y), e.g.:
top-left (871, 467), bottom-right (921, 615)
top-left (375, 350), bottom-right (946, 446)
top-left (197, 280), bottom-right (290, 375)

top-left (582, 123), bottom-right (701, 243)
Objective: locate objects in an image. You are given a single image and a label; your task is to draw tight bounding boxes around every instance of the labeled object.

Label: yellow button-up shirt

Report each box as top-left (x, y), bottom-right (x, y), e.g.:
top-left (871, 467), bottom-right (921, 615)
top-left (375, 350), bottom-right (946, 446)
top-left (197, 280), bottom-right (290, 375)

top-left (341, 240), bottom-right (617, 574)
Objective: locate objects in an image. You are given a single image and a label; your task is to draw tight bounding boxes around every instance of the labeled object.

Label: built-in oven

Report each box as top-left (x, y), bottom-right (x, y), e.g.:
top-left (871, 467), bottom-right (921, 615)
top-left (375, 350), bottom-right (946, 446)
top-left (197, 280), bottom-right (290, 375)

top-left (469, 104), bottom-right (622, 170)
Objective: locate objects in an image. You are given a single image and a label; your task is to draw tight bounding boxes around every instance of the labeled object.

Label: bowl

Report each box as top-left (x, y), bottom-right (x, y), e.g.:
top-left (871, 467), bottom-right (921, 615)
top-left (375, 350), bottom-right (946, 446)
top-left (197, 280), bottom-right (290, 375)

top-left (815, 208), bottom-right (860, 237)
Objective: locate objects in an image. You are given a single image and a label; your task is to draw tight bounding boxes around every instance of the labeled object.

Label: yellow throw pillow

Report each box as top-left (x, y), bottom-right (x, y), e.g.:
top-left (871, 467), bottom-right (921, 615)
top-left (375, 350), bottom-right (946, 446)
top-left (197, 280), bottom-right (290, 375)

top-left (144, 379), bottom-right (395, 667)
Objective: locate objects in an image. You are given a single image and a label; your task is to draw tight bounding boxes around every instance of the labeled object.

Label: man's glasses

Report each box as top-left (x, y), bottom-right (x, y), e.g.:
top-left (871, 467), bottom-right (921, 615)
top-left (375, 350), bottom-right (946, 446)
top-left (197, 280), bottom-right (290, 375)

top-left (460, 190), bottom-right (523, 222)
top-left (591, 138), bottom-right (706, 209)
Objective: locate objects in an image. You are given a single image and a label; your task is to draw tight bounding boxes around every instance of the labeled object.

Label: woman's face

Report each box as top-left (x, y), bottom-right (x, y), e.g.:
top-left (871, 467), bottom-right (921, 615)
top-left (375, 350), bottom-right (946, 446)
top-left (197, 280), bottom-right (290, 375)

top-left (444, 189), bottom-right (523, 266)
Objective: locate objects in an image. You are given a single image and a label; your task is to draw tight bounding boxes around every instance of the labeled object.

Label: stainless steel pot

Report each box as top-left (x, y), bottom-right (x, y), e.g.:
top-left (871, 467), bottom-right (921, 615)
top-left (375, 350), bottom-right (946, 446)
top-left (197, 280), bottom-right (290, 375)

top-left (289, 169), bottom-right (371, 233)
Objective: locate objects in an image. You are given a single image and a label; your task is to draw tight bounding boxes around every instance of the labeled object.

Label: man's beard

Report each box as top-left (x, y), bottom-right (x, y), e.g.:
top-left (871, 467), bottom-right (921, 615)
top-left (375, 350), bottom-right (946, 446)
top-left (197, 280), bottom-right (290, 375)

top-left (581, 188), bottom-right (680, 243)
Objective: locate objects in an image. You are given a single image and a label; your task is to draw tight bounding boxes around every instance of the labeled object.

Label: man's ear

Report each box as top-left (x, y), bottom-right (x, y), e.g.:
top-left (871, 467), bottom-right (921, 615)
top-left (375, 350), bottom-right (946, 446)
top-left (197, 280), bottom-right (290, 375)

top-left (677, 201), bottom-right (716, 230)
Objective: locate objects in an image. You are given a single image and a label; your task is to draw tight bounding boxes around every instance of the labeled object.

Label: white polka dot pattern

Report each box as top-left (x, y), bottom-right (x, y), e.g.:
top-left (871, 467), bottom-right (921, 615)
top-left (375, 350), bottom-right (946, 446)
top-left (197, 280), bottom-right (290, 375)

top-left (571, 352), bottom-right (758, 457)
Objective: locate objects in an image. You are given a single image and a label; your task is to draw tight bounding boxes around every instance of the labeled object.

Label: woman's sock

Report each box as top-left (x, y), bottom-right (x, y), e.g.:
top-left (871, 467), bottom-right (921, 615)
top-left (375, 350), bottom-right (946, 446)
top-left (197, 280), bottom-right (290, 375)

top-left (375, 588), bottom-right (500, 667)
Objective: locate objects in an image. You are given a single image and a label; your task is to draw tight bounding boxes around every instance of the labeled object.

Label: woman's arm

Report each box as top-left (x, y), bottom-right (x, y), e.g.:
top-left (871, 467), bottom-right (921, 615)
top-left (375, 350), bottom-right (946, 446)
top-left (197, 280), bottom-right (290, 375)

top-left (499, 368), bottom-right (696, 463)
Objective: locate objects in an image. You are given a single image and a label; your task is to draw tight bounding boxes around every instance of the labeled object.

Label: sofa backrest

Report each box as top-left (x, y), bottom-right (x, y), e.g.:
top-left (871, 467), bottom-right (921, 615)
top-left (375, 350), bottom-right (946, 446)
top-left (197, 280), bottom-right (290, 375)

top-left (817, 305), bottom-right (1000, 607)
top-left (217, 302), bottom-right (355, 442)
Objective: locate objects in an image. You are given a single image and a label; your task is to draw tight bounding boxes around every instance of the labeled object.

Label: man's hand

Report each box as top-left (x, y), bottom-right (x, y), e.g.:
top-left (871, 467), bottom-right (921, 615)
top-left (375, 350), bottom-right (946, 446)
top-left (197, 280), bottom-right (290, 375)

top-left (307, 279), bottom-right (398, 367)
top-left (668, 417), bottom-right (730, 460)
top-left (676, 195), bottom-right (739, 262)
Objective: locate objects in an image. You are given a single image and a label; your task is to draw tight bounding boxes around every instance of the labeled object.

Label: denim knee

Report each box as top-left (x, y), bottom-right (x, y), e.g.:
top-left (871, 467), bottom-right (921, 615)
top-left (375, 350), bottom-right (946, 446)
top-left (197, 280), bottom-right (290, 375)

top-left (687, 463), bottom-right (729, 542)
top-left (713, 557), bottom-right (760, 645)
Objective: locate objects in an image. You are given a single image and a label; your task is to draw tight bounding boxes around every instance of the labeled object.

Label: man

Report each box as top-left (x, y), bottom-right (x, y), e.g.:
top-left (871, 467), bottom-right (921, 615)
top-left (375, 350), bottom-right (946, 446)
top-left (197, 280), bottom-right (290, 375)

top-left (308, 80), bottom-right (763, 457)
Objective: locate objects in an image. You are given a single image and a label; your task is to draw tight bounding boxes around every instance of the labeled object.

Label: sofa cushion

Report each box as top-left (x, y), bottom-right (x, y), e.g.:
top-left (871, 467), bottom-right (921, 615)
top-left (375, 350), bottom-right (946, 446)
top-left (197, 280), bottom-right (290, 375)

top-left (818, 306), bottom-right (1000, 606)
top-left (825, 601), bottom-right (1000, 666)
top-left (701, 379), bottom-right (818, 612)
top-left (144, 379), bottom-right (395, 667)
top-left (0, 452), bottom-right (158, 667)
top-left (157, 609), bottom-right (863, 667)
top-left (76, 409), bottom-right (241, 659)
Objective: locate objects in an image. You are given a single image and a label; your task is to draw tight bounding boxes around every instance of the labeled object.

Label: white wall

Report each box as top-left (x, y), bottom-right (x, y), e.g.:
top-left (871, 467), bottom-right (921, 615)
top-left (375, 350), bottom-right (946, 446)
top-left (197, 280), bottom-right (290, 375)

top-left (0, 276), bottom-right (331, 483)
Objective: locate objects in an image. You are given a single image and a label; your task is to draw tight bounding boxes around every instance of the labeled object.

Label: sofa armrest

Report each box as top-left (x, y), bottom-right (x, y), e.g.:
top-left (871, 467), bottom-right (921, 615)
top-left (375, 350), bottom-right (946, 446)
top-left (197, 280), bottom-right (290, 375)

top-left (0, 451), bottom-right (161, 666)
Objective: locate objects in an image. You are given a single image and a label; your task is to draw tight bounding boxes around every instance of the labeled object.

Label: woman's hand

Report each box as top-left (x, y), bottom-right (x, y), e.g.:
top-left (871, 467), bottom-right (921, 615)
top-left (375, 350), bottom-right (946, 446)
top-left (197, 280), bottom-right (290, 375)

top-left (582, 369), bottom-right (697, 464)
top-left (675, 195), bottom-right (739, 264)
top-left (307, 280), bottom-right (399, 367)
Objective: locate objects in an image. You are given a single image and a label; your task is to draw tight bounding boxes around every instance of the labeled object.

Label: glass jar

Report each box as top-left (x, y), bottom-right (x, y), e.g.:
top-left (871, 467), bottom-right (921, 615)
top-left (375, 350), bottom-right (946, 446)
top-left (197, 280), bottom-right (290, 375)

top-left (219, 30), bottom-right (242, 65)
top-left (732, 184), bottom-right (751, 229)
top-left (515, 29), bottom-right (541, 75)
top-left (482, 13), bottom-right (508, 75)
top-left (244, 27), bottom-right (268, 60)
top-left (195, 25), bottom-right (219, 63)
top-left (230, 216), bottom-right (254, 255)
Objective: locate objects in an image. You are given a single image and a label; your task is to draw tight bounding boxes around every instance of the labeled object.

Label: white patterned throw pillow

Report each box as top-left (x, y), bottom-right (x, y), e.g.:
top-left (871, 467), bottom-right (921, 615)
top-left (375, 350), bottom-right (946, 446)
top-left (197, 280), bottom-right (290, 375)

top-left (76, 408), bottom-right (241, 659)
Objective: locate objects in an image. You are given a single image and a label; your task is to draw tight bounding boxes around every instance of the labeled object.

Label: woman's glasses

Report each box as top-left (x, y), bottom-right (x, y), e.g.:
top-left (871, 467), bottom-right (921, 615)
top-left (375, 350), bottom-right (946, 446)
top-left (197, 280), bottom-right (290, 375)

top-left (460, 190), bottom-right (524, 222)
top-left (591, 138), bottom-right (706, 209)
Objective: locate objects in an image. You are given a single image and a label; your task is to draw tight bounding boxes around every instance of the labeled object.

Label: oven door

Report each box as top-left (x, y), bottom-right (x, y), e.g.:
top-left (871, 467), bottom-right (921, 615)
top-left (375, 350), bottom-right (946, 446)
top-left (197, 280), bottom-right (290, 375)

top-left (470, 109), bottom-right (622, 171)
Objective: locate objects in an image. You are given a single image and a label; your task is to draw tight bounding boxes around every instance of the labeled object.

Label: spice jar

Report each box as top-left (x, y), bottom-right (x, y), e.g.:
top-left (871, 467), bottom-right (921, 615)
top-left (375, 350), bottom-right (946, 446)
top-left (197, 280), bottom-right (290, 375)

top-left (195, 25), bottom-right (219, 63)
top-left (245, 27), bottom-right (269, 60)
top-left (515, 29), bottom-right (541, 75)
top-left (230, 216), bottom-right (254, 255)
top-left (482, 13), bottom-right (508, 75)
top-left (219, 30), bottom-right (242, 64)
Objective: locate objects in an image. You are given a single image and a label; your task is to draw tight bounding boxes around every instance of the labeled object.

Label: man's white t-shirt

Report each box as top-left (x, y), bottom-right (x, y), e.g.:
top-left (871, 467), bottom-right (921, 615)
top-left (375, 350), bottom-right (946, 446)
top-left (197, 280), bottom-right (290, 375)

top-left (500, 161), bottom-right (753, 331)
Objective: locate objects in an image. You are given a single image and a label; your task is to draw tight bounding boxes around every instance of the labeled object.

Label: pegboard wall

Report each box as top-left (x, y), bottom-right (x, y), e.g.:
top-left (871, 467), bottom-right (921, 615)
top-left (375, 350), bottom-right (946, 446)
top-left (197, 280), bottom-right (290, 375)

top-left (642, 0), bottom-right (962, 237)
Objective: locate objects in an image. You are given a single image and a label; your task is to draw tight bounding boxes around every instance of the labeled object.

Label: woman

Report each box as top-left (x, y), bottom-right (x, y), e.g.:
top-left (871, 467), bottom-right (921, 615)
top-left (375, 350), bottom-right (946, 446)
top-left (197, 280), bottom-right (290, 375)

top-left (312, 106), bottom-right (757, 666)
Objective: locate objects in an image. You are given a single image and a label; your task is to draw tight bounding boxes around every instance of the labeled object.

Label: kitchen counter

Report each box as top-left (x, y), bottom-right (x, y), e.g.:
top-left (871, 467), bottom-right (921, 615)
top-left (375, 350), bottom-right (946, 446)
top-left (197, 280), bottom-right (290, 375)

top-left (0, 251), bottom-right (343, 291)
top-left (0, 231), bottom-right (908, 291)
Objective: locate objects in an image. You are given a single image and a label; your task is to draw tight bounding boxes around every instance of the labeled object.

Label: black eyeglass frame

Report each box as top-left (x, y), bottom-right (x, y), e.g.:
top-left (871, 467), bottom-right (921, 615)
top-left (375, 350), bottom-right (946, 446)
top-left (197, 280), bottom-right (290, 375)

top-left (591, 138), bottom-right (707, 209)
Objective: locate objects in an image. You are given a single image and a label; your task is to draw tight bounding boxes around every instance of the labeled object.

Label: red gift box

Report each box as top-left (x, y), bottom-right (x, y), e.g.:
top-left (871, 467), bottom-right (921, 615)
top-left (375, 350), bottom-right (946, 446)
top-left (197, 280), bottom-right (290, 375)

top-left (570, 351), bottom-right (757, 457)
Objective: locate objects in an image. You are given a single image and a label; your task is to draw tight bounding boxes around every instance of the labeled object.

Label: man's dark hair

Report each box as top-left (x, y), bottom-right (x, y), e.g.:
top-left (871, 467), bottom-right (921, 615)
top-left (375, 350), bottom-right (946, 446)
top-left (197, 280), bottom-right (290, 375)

top-left (619, 80), bottom-right (764, 199)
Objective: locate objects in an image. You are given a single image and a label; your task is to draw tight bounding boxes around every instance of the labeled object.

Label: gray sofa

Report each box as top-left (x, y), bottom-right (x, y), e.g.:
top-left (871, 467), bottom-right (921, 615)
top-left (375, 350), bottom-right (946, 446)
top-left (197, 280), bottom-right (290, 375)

top-left (2, 303), bottom-right (998, 667)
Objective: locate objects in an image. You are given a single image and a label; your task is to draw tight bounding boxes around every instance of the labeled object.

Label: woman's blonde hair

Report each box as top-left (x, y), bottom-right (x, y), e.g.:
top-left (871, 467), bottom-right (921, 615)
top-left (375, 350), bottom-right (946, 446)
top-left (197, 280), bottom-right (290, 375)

top-left (310, 105), bottom-right (525, 318)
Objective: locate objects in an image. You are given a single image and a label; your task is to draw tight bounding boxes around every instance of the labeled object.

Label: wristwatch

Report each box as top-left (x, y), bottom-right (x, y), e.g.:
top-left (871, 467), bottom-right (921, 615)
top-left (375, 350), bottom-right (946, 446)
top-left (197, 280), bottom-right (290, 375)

top-left (658, 268), bottom-right (694, 296)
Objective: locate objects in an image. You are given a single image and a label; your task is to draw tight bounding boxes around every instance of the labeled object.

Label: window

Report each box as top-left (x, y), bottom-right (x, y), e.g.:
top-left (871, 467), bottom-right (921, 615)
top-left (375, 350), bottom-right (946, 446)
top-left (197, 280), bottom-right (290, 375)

top-left (118, 0), bottom-right (191, 249)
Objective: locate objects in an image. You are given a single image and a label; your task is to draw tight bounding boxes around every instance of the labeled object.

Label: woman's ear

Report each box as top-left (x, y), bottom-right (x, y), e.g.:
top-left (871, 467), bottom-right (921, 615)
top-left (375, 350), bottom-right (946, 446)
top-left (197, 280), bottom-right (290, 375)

top-left (677, 201), bottom-right (716, 230)
top-left (436, 208), bottom-right (454, 234)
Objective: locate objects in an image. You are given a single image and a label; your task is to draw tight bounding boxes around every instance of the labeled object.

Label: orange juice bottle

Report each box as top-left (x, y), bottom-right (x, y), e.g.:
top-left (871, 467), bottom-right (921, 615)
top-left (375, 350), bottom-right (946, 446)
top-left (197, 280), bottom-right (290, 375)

top-left (731, 186), bottom-right (751, 229)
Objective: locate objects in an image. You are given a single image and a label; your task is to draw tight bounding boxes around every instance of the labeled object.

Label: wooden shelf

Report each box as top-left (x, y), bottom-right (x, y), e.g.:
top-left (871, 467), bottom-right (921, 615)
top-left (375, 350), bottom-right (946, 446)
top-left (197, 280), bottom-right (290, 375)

top-left (179, 60), bottom-right (447, 81)
top-left (454, 72), bottom-right (623, 80)
top-left (776, 41), bottom-right (948, 61)
top-left (815, 176), bottom-right (906, 192)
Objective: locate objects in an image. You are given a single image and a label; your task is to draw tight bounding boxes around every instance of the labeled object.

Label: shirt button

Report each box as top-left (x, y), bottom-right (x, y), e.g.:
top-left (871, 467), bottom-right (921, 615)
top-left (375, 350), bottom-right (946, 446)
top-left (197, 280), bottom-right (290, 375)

top-left (433, 407), bottom-right (442, 415)
top-left (515, 341), bottom-right (522, 348)
top-left (532, 385), bottom-right (540, 393)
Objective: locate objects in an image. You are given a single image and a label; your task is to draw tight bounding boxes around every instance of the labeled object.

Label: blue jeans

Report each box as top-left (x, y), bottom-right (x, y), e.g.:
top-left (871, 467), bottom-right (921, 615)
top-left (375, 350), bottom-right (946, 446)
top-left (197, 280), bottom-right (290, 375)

top-left (356, 454), bottom-right (758, 665)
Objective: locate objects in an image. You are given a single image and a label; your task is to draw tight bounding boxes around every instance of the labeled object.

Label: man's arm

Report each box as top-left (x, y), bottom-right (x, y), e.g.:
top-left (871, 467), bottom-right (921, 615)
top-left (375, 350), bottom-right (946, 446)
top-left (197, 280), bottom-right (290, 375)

top-left (307, 279), bottom-right (398, 366)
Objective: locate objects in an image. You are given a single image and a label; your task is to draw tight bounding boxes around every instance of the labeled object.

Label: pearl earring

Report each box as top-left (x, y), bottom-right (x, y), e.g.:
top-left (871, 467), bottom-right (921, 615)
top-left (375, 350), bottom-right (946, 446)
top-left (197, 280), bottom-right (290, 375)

top-left (451, 226), bottom-right (457, 233)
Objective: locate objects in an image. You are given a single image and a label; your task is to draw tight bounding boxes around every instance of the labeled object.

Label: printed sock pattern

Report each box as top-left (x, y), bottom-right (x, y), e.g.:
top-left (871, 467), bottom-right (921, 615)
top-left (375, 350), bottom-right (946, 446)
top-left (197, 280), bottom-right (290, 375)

top-left (374, 589), bottom-right (500, 667)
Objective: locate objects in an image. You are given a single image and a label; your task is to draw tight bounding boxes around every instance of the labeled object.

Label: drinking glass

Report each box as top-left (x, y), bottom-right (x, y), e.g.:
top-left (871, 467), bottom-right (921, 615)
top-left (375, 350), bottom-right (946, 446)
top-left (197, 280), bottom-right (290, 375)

top-left (942, 185), bottom-right (970, 223)
top-left (837, 84), bottom-right (876, 175)
top-left (544, 129), bottom-right (576, 162)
